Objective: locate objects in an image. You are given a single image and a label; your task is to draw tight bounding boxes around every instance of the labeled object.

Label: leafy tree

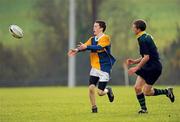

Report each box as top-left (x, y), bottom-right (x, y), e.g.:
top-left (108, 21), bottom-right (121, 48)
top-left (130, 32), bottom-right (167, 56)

top-left (162, 25), bottom-right (180, 84)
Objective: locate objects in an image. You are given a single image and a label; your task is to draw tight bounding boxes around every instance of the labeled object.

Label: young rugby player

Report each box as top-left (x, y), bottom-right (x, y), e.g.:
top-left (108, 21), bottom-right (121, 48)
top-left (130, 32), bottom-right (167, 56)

top-left (126, 19), bottom-right (175, 114)
top-left (68, 20), bottom-right (116, 113)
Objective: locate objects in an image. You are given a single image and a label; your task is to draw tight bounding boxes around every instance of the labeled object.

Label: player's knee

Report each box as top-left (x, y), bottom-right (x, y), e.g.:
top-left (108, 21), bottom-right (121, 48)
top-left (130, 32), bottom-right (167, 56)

top-left (143, 91), bottom-right (151, 96)
top-left (134, 85), bottom-right (142, 93)
top-left (143, 87), bottom-right (152, 96)
top-left (97, 90), bottom-right (104, 96)
top-left (89, 85), bottom-right (95, 93)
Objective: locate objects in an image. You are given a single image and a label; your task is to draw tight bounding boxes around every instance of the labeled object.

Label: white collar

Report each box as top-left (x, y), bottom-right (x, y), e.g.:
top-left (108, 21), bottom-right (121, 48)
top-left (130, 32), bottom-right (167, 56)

top-left (95, 34), bottom-right (104, 42)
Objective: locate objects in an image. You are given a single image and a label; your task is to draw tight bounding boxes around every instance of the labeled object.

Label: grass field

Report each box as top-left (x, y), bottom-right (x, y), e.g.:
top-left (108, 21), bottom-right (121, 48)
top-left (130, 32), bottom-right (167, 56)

top-left (0, 86), bottom-right (179, 122)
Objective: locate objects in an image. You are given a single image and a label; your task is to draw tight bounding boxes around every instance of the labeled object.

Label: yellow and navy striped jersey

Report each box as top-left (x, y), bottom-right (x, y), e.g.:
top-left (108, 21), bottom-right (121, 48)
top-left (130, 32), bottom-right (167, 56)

top-left (84, 34), bottom-right (116, 74)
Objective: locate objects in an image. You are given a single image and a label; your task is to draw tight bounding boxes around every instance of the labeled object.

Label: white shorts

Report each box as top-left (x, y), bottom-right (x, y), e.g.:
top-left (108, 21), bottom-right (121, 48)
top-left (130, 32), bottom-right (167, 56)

top-left (90, 68), bottom-right (110, 82)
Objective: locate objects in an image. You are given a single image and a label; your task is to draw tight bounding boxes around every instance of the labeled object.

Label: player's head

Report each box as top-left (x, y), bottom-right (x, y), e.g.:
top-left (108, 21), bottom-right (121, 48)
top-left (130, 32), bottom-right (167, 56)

top-left (93, 20), bottom-right (106, 36)
top-left (132, 19), bottom-right (146, 35)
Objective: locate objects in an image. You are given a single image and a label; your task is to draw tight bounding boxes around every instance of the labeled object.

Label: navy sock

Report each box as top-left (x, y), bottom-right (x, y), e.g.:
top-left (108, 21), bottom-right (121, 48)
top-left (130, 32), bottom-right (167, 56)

top-left (153, 88), bottom-right (168, 96)
top-left (137, 93), bottom-right (147, 110)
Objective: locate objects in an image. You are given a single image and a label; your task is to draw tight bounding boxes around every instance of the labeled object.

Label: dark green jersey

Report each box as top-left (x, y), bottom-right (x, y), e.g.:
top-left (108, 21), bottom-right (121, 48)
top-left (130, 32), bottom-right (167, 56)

top-left (137, 31), bottom-right (162, 71)
top-left (137, 32), bottom-right (160, 62)
top-left (136, 31), bottom-right (162, 85)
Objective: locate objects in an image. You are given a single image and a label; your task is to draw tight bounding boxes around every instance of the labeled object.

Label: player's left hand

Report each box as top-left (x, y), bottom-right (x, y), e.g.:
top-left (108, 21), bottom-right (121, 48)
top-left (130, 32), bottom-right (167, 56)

top-left (77, 42), bottom-right (87, 50)
top-left (68, 48), bottom-right (78, 57)
top-left (128, 66), bottom-right (139, 75)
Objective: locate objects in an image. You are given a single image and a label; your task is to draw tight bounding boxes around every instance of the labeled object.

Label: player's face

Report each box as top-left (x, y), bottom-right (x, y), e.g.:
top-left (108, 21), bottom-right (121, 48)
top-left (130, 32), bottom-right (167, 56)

top-left (132, 24), bottom-right (140, 35)
top-left (93, 23), bottom-right (103, 36)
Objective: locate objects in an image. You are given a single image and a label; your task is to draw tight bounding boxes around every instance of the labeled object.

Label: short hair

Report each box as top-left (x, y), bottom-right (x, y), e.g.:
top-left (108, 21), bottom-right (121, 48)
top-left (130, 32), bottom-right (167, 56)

top-left (133, 19), bottom-right (147, 31)
top-left (95, 20), bottom-right (106, 32)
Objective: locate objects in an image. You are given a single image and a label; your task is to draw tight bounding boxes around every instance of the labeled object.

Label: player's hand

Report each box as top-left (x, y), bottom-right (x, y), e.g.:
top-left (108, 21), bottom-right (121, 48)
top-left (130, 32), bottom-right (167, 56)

top-left (126, 59), bottom-right (135, 66)
top-left (77, 42), bottom-right (87, 50)
top-left (68, 48), bottom-right (78, 57)
top-left (128, 66), bottom-right (139, 75)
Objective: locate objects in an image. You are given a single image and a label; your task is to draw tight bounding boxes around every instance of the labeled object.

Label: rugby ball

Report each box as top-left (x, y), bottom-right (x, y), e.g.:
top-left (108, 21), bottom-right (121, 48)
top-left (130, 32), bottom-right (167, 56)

top-left (9, 25), bottom-right (23, 39)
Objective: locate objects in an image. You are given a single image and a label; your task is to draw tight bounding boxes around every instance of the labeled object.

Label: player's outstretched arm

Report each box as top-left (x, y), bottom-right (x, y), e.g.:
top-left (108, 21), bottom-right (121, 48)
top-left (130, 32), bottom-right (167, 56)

top-left (68, 44), bottom-right (87, 57)
top-left (78, 41), bottom-right (107, 51)
top-left (68, 48), bottom-right (79, 57)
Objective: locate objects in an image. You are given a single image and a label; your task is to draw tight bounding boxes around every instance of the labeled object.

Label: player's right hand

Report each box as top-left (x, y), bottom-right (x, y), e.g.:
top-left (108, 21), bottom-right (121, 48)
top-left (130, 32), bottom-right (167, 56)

top-left (126, 59), bottom-right (135, 66)
top-left (68, 49), bottom-right (78, 57)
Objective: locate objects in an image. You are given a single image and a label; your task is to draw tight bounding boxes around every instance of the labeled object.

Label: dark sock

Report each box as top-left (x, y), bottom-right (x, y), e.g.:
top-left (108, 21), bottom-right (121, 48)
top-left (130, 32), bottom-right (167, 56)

top-left (153, 88), bottom-right (168, 96)
top-left (137, 93), bottom-right (147, 110)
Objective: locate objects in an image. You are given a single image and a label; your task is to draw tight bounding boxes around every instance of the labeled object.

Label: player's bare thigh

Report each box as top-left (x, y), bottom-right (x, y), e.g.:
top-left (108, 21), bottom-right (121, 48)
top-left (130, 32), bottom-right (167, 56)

top-left (134, 76), bottom-right (154, 96)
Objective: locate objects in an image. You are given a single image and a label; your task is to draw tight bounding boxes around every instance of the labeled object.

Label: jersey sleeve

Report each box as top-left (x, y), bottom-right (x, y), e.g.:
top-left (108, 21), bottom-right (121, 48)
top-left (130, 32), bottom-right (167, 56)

top-left (86, 45), bottom-right (103, 50)
top-left (84, 37), bottom-right (92, 46)
top-left (98, 36), bottom-right (110, 47)
top-left (86, 36), bottom-right (110, 51)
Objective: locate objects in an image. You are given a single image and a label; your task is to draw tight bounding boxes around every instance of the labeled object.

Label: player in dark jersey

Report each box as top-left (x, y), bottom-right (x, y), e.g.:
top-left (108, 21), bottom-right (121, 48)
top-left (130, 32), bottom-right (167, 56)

top-left (126, 19), bottom-right (175, 114)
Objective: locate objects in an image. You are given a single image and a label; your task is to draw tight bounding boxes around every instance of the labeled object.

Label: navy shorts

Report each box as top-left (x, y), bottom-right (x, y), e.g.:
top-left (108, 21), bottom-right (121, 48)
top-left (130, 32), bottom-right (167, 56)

top-left (136, 68), bottom-right (162, 85)
top-left (89, 76), bottom-right (107, 90)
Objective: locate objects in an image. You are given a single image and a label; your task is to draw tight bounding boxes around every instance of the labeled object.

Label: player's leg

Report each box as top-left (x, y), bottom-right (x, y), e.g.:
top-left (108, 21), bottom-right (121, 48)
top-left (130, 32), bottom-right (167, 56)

top-left (96, 69), bottom-right (114, 102)
top-left (143, 84), bottom-right (175, 102)
top-left (143, 69), bottom-right (175, 102)
top-left (134, 76), bottom-right (148, 113)
top-left (142, 84), bottom-right (154, 96)
top-left (97, 82), bottom-right (108, 96)
top-left (89, 84), bottom-right (96, 108)
top-left (97, 82), bottom-right (114, 102)
top-left (89, 76), bottom-right (99, 113)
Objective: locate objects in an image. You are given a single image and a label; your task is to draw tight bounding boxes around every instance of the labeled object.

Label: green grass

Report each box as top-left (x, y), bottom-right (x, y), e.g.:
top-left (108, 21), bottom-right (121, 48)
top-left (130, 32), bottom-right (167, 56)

top-left (0, 86), bottom-right (179, 122)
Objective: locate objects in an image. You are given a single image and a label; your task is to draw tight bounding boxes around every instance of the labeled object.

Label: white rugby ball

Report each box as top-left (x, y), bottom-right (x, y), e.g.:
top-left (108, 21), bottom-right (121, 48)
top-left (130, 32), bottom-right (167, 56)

top-left (9, 25), bottom-right (23, 39)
